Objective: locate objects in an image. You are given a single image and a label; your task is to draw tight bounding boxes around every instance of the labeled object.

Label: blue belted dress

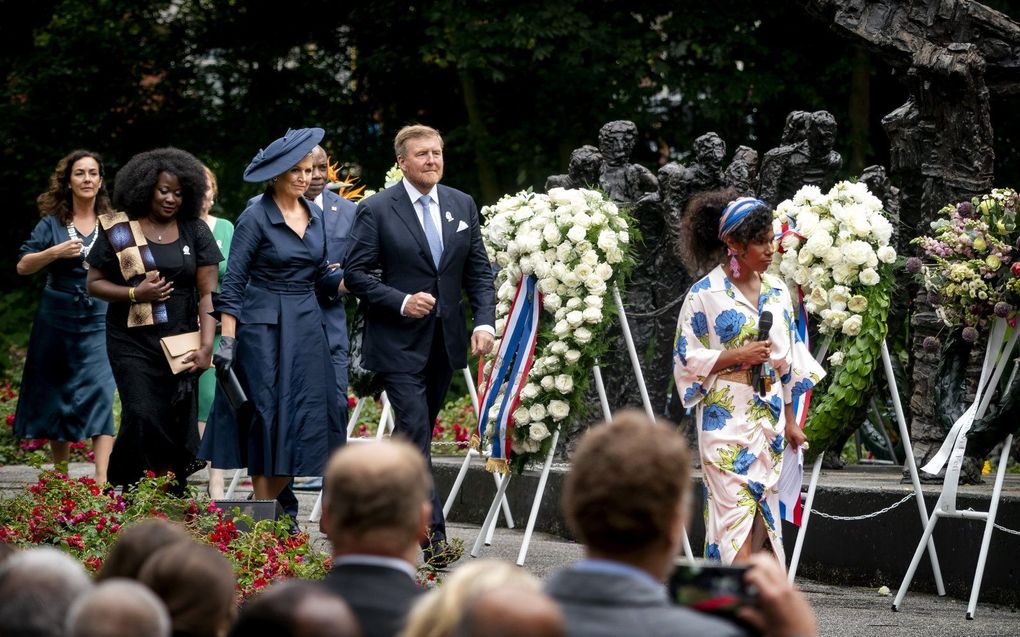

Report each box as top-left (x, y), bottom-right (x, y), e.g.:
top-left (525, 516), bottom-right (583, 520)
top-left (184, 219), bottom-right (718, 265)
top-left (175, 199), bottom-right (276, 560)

top-left (200, 193), bottom-right (344, 477)
top-left (14, 215), bottom-right (115, 442)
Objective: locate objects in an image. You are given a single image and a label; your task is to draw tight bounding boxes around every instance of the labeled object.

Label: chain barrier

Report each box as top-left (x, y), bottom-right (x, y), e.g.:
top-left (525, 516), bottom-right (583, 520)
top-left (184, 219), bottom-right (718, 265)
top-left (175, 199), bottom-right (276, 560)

top-left (808, 493), bottom-right (913, 521)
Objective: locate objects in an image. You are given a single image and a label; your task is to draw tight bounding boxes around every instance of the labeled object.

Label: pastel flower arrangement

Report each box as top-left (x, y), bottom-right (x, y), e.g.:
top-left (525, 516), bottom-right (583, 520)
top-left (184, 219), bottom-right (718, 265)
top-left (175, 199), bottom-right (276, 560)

top-left (909, 189), bottom-right (1019, 343)
top-left (771, 181), bottom-right (897, 347)
top-left (480, 188), bottom-right (634, 469)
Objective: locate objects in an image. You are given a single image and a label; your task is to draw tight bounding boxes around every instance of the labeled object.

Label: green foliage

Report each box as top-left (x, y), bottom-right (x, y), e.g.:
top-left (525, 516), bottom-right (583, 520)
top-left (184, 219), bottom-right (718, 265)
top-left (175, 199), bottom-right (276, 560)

top-left (803, 265), bottom-right (893, 460)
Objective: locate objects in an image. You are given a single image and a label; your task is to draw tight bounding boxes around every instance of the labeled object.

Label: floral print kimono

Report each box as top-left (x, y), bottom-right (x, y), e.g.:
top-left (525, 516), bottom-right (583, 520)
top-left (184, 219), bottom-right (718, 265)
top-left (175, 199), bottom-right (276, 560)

top-left (673, 265), bottom-right (824, 565)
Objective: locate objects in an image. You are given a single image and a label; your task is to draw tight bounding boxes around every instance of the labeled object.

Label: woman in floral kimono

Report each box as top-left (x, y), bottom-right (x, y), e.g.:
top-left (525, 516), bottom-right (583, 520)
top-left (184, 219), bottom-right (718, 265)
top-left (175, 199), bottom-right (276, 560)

top-left (674, 190), bottom-right (824, 566)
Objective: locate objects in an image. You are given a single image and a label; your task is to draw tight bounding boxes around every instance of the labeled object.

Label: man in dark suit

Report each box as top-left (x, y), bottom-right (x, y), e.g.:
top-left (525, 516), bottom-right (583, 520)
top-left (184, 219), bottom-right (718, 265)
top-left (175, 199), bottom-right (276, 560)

top-left (345, 124), bottom-right (495, 564)
top-left (321, 439), bottom-right (431, 637)
top-left (544, 412), bottom-right (818, 637)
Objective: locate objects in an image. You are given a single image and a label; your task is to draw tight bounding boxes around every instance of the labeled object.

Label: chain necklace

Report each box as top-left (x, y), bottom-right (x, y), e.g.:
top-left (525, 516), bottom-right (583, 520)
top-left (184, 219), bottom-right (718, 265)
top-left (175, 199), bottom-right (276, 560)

top-left (146, 217), bottom-right (176, 242)
top-left (67, 222), bottom-right (96, 270)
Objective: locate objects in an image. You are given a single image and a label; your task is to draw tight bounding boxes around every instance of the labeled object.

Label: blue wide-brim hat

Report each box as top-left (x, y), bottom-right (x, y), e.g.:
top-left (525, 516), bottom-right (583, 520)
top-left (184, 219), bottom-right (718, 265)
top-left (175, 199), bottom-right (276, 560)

top-left (243, 127), bottom-right (325, 183)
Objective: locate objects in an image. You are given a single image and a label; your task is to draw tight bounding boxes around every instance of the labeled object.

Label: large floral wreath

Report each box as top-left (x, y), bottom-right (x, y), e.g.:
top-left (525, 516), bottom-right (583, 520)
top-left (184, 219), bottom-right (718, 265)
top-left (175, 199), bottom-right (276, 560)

top-left (770, 181), bottom-right (898, 459)
top-left (477, 188), bottom-right (635, 471)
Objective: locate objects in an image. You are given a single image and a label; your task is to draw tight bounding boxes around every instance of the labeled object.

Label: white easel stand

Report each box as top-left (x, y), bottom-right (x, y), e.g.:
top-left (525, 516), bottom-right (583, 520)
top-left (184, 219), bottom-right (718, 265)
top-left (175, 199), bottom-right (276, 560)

top-left (468, 284), bottom-right (694, 565)
top-left (788, 340), bottom-right (946, 595)
top-left (894, 318), bottom-right (1018, 619)
top-left (308, 391), bottom-right (398, 523)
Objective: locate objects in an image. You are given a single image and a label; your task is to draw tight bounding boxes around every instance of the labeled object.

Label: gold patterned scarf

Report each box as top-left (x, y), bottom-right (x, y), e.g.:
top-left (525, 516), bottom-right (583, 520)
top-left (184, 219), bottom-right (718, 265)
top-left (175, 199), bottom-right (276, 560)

top-left (98, 211), bottom-right (168, 327)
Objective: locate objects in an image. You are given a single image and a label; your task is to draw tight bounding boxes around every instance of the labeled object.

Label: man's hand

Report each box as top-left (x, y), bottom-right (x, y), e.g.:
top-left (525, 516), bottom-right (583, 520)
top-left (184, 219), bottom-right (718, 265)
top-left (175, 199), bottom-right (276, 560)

top-left (736, 553), bottom-right (818, 637)
top-left (404, 292), bottom-right (436, 318)
top-left (471, 330), bottom-right (494, 357)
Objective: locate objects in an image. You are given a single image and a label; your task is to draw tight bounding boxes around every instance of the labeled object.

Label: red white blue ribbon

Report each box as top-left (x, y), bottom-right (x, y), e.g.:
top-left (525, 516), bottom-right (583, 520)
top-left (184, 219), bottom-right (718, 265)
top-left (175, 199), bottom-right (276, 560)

top-left (475, 275), bottom-right (542, 472)
top-left (778, 285), bottom-right (813, 526)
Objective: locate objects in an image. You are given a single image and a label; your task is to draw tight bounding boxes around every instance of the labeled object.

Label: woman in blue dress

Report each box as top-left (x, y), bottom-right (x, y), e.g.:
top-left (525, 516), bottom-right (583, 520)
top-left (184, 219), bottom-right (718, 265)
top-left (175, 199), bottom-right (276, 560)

top-left (204, 128), bottom-right (345, 502)
top-left (15, 150), bottom-right (116, 480)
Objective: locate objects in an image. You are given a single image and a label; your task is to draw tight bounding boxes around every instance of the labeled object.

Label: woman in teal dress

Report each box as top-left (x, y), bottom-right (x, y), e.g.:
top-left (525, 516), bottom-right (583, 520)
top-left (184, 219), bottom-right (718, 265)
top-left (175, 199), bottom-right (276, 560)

top-left (196, 165), bottom-right (234, 498)
top-left (14, 150), bottom-right (116, 480)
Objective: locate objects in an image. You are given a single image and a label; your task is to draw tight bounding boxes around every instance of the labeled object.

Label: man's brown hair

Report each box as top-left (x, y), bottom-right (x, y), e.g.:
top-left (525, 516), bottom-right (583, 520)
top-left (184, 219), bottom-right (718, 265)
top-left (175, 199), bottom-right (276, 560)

top-left (563, 411), bottom-right (692, 555)
top-left (394, 124), bottom-right (443, 158)
top-left (324, 439), bottom-right (432, 546)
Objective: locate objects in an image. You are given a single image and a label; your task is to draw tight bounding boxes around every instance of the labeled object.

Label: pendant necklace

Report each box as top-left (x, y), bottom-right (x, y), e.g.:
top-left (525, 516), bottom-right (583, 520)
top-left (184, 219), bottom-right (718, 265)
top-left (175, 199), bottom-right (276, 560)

top-left (67, 223), bottom-right (96, 270)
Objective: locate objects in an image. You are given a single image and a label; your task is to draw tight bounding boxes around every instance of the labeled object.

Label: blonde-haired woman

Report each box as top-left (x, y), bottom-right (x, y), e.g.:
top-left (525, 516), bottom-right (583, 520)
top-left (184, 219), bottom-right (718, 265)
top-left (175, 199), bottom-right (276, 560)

top-left (400, 559), bottom-right (540, 637)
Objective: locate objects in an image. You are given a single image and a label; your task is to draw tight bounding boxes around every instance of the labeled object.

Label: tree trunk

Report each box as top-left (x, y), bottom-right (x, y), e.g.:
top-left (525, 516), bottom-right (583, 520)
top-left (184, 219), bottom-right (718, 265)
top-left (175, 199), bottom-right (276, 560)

top-left (458, 69), bottom-right (500, 204)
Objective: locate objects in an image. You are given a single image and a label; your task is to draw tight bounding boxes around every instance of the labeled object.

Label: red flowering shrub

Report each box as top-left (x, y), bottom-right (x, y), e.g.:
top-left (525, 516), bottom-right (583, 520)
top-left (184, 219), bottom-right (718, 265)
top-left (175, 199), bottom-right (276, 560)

top-left (0, 471), bottom-right (330, 600)
top-left (0, 381), bottom-right (95, 466)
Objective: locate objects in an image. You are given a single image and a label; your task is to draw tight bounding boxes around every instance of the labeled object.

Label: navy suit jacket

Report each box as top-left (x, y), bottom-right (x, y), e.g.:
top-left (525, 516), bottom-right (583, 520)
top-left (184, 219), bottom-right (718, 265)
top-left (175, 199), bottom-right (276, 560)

top-left (344, 182), bottom-right (495, 373)
top-left (318, 189), bottom-right (357, 375)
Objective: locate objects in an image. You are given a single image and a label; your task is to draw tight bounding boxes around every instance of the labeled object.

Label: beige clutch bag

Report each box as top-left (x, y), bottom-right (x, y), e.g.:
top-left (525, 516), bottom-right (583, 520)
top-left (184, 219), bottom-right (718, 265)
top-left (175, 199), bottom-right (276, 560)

top-left (159, 331), bottom-right (202, 374)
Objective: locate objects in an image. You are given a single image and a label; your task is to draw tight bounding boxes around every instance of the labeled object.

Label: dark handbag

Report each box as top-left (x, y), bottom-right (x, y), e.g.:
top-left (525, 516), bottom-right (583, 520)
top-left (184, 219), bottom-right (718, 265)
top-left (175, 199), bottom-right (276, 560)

top-left (215, 365), bottom-right (249, 413)
top-left (348, 300), bottom-right (385, 398)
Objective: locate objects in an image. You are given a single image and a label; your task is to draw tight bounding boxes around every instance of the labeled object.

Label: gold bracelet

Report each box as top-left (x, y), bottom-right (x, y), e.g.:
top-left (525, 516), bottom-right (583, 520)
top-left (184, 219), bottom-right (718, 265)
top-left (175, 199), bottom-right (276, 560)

top-left (128, 286), bottom-right (136, 303)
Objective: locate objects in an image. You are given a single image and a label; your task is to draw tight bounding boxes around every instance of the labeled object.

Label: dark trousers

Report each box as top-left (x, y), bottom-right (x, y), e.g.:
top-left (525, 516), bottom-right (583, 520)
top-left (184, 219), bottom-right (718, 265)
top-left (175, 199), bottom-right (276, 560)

top-left (381, 319), bottom-right (454, 545)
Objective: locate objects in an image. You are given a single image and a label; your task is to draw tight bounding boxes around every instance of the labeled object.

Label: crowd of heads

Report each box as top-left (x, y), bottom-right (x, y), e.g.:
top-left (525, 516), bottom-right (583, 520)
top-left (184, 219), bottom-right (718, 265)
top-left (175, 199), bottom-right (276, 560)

top-left (0, 408), bottom-right (817, 637)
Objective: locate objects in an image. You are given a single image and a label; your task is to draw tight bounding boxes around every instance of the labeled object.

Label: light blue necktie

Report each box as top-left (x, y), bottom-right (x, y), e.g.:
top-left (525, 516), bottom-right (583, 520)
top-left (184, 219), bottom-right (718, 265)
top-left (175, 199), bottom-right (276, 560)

top-left (419, 195), bottom-right (443, 268)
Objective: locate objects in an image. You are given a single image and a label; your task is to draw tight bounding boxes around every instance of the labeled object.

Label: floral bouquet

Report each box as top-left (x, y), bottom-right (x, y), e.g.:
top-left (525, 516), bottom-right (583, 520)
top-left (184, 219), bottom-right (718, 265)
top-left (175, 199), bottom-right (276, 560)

top-left (908, 188), bottom-right (1019, 343)
top-left (479, 188), bottom-right (634, 471)
top-left (770, 181), bottom-right (898, 459)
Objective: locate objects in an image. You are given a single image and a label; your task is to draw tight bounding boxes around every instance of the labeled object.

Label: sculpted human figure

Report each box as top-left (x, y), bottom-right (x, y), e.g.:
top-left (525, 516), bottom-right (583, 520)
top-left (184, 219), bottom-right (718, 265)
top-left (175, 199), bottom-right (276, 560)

top-left (758, 110), bottom-right (842, 206)
top-left (597, 120), bottom-right (657, 202)
top-left (724, 145), bottom-right (760, 197)
top-left (545, 145), bottom-right (602, 191)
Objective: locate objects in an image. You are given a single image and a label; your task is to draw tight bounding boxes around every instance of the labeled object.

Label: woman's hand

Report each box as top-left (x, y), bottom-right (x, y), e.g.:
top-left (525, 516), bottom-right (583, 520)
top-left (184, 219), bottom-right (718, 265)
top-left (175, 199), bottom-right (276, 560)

top-left (213, 336), bottom-right (237, 373)
top-left (736, 340), bottom-right (771, 369)
top-left (785, 402), bottom-right (808, 450)
top-left (132, 271), bottom-right (173, 303)
top-left (183, 344), bottom-right (213, 373)
top-left (50, 238), bottom-right (84, 259)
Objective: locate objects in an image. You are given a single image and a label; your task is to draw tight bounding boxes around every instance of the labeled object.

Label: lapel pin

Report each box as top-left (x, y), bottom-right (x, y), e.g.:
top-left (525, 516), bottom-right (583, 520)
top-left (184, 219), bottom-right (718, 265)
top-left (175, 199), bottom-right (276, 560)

top-left (182, 245), bottom-right (191, 256)
top-left (445, 211), bottom-right (454, 223)
top-left (331, 205), bottom-right (338, 211)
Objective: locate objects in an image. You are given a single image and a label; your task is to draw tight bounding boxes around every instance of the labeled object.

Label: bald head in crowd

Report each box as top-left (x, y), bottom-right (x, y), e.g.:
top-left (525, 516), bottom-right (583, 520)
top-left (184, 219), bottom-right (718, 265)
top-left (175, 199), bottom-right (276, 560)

top-left (0, 547), bottom-right (93, 637)
top-left (66, 579), bottom-right (171, 637)
top-left (323, 438), bottom-right (432, 560)
top-left (455, 587), bottom-right (565, 637)
top-left (229, 580), bottom-right (361, 637)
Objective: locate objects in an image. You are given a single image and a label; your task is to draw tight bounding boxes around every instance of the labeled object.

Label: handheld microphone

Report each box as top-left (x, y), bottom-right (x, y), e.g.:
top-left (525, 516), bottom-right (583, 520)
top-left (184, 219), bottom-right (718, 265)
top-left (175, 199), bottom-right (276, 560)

top-left (750, 311), bottom-right (773, 396)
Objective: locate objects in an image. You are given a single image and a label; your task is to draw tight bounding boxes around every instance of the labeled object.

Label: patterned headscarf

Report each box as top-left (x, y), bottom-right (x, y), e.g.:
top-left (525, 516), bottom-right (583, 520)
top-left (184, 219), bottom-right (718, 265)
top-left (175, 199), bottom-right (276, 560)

top-left (718, 197), bottom-right (767, 240)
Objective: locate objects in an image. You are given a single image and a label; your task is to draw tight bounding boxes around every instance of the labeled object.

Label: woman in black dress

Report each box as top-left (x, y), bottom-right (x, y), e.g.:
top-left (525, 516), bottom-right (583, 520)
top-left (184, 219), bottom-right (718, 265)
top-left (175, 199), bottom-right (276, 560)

top-left (86, 148), bottom-right (222, 494)
top-left (14, 150), bottom-right (116, 480)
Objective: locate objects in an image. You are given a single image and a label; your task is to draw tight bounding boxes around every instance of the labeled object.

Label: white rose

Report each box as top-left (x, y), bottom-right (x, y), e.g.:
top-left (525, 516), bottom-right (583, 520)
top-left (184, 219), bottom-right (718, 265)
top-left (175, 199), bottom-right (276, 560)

top-left (605, 247), bottom-right (623, 264)
top-left (780, 234), bottom-right (801, 252)
top-left (553, 320), bottom-right (569, 337)
top-left (846, 206), bottom-right (873, 237)
top-left (529, 422), bottom-right (550, 442)
top-left (523, 438), bottom-right (541, 453)
top-left (511, 438), bottom-right (527, 454)
top-left (528, 404), bottom-right (547, 421)
top-left (538, 277), bottom-right (557, 295)
top-left (580, 251), bottom-right (599, 266)
top-left (548, 400), bottom-right (570, 421)
top-left (533, 260), bottom-right (551, 279)
top-left (597, 229), bottom-right (618, 253)
top-left (550, 340), bottom-right (569, 355)
top-left (843, 240), bottom-right (874, 266)
top-left (595, 263), bottom-right (614, 281)
top-left (793, 266), bottom-right (810, 286)
top-left (540, 375), bottom-right (555, 391)
top-left (848, 295), bottom-right (868, 313)
top-left (495, 317), bottom-right (506, 335)
top-left (585, 276), bottom-right (607, 295)
top-left (828, 286), bottom-right (850, 305)
top-left (554, 374), bottom-right (574, 394)
top-left (841, 314), bottom-right (863, 336)
top-left (554, 307), bottom-right (567, 321)
top-left (543, 224), bottom-right (561, 245)
top-left (575, 239), bottom-right (593, 254)
top-left (822, 246), bottom-right (842, 266)
top-left (804, 302), bottom-right (818, 314)
top-left (513, 407), bottom-right (530, 425)
top-left (561, 272), bottom-right (581, 288)
top-left (798, 249), bottom-right (815, 266)
top-left (566, 297), bottom-right (582, 310)
top-left (575, 263), bottom-right (594, 280)
top-left (618, 230), bottom-right (630, 244)
top-left (496, 301), bottom-right (510, 316)
top-left (543, 293), bottom-right (562, 312)
top-left (870, 215), bottom-right (893, 245)
top-left (496, 251), bottom-right (511, 268)
top-left (859, 267), bottom-right (881, 286)
top-left (796, 210), bottom-right (820, 236)
top-left (573, 212), bottom-right (592, 228)
top-left (582, 307), bottom-right (602, 323)
top-left (556, 242), bottom-right (573, 263)
top-left (877, 245), bottom-right (897, 264)
top-left (584, 295), bottom-right (603, 309)
top-left (590, 211), bottom-right (607, 226)
top-left (543, 355), bottom-right (560, 372)
top-left (805, 229), bottom-right (834, 255)
top-left (828, 351), bottom-right (845, 367)
top-left (566, 310), bottom-right (584, 327)
top-left (567, 225), bottom-right (587, 243)
top-left (521, 383), bottom-right (540, 399)
top-left (831, 264), bottom-right (852, 284)
top-left (808, 286), bottom-right (828, 306)
top-left (564, 349), bottom-right (581, 364)
top-left (574, 327), bottom-right (593, 344)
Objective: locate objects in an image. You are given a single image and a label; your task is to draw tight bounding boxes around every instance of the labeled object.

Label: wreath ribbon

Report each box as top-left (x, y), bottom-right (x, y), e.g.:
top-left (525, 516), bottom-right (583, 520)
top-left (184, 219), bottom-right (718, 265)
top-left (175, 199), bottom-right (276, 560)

top-left (473, 275), bottom-right (542, 474)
